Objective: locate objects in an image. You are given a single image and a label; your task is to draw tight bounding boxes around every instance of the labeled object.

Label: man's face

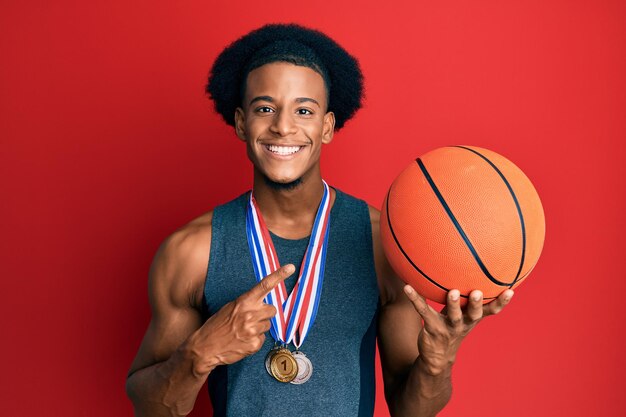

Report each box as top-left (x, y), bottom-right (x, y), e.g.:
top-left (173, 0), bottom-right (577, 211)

top-left (235, 62), bottom-right (335, 187)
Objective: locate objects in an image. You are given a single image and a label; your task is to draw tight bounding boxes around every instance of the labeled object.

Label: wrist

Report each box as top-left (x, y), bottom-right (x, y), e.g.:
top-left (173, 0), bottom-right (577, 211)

top-left (416, 355), bottom-right (454, 377)
top-left (178, 333), bottom-right (220, 379)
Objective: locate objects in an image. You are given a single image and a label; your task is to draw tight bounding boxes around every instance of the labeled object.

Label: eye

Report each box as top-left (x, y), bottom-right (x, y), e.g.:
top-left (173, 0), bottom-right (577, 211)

top-left (296, 108), bottom-right (313, 115)
top-left (255, 106), bottom-right (275, 113)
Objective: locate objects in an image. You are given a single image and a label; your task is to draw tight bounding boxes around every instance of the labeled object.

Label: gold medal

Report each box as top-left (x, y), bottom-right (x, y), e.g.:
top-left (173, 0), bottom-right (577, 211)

top-left (269, 347), bottom-right (298, 383)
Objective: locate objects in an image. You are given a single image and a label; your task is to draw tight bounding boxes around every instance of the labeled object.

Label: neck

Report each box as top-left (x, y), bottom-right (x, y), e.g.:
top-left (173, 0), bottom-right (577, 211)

top-left (252, 168), bottom-right (331, 239)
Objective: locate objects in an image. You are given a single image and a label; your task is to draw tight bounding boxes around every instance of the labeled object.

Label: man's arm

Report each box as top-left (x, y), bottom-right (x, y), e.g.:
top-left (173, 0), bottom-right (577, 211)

top-left (370, 207), bottom-right (513, 417)
top-left (125, 216), bottom-right (215, 416)
top-left (126, 213), bottom-right (295, 416)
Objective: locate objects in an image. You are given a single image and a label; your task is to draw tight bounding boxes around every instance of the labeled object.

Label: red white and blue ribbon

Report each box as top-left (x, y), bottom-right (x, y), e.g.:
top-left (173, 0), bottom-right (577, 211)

top-left (245, 181), bottom-right (331, 348)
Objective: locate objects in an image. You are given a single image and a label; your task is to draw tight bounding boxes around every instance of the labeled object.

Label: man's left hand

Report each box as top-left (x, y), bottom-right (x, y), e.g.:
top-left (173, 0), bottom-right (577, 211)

top-left (403, 286), bottom-right (514, 376)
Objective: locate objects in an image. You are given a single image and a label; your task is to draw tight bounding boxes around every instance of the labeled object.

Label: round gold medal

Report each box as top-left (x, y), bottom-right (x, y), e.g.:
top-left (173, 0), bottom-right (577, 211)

top-left (269, 347), bottom-right (298, 383)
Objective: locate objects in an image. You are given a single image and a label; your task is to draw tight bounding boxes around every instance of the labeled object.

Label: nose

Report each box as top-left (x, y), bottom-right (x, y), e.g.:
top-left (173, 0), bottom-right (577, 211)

top-left (269, 110), bottom-right (297, 137)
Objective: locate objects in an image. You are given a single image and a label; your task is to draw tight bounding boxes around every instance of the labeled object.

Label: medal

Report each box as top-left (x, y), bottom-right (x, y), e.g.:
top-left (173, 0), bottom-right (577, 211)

top-left (246, 180), bottom-right (332, 383)
top-left (265, 345), bottom-right (280, 375)
top-left (268, 347), bottom-right (298, 383)
top-left (290, 350), bottom-right (313, 385)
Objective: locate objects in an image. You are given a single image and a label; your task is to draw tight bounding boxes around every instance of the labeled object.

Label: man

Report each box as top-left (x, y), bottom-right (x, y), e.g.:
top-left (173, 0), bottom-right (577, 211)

top-left (126, 24), bottom-right (513, 417)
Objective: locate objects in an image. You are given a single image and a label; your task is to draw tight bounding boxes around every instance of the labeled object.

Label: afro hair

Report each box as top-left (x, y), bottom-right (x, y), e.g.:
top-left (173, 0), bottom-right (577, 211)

top-left (206, 23), bottom-right (364, 131)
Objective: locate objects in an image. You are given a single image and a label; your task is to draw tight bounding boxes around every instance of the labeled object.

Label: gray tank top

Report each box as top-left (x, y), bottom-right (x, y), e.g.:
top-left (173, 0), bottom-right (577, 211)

top-left (203, 188), bottom-right (380, 417)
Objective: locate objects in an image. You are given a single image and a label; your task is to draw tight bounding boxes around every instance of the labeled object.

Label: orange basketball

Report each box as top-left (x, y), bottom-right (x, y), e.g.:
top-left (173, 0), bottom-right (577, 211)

top-left (380, 146), bottom-right (545, 304)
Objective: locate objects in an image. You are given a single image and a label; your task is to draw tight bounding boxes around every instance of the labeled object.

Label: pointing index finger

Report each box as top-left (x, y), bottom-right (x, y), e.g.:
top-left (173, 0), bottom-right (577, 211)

top-left (248, 264), bottom-right (296, 301)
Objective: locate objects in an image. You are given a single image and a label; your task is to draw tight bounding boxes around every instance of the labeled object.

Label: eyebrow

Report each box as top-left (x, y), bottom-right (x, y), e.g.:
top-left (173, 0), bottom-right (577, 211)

top-left (249, 96), bottom-right (321, 108)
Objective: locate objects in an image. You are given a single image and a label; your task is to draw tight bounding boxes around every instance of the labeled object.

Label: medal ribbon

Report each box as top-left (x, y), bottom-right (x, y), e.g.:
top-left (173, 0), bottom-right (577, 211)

top-left (245, 181), bottom-right (331, 348)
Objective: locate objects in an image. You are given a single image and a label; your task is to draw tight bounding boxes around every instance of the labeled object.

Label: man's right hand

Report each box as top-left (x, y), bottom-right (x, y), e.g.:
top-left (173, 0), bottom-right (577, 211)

top-left (183, 264), bottom-right (295, 377)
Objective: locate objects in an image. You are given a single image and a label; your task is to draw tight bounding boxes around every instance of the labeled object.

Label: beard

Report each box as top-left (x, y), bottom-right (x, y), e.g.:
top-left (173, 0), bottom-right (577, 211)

top-left (262, 174), bottom-right (303, 191)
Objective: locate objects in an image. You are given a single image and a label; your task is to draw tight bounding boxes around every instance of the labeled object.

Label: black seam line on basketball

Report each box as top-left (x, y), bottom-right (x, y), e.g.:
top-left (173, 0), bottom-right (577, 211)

top-left (384, 188), bottom-right (497, 300)
top-left (453, 146), bottom-right (527, 288)
top-left (416, 158), bottom-right (513, 287)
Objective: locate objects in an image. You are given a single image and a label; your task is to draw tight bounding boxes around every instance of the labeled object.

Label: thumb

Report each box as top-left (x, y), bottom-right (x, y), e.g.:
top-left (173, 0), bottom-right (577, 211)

top-left (404, 285), bottom-right (438, 324)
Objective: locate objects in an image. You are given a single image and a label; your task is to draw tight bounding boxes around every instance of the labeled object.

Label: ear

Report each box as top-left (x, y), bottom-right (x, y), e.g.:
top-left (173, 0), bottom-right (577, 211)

top-left (322, 111), bottom-right (335, 144)
top-left (234, 108), bottom-right (247, 142)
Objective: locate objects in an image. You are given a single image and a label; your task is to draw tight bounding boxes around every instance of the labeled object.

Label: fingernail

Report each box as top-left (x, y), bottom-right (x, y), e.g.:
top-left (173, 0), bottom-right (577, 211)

top-left (450, 290), bottom-right (460, 301)
top-left (472, 291), bottom-right (482, 301)
top-left (284, 264), bottom-right (295, 274)
top-left (505, 290), bottom-right (514, 301)
top-left (404, 285), bottom-right (414, 295)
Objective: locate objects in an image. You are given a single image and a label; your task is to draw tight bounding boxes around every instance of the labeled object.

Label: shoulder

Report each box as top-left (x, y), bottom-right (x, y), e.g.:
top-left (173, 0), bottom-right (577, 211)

top-left (367, 204), bottom-right (406, 306)
top-left (367, 205), bottom-right (382, 257)
top-left (127, 210), bottom-right (215, 376)
top-left (368, 205), bottom-right (381, 227)
top-left (149, 210), bottom-right (213, 312)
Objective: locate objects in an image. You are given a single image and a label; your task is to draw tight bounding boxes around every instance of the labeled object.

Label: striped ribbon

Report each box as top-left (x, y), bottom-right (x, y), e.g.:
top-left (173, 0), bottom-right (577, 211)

top-left (245, 181), bottom-right (331, 348)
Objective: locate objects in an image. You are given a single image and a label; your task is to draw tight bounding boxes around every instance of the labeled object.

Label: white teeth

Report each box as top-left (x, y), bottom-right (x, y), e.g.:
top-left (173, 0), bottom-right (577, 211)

top-left (266, 145), bottom-right (302, 155)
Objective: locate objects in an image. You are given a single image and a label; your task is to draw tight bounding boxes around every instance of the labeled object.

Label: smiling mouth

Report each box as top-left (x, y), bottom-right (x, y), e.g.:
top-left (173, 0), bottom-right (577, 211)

top-left (264, 144), bottom-right (303, 155)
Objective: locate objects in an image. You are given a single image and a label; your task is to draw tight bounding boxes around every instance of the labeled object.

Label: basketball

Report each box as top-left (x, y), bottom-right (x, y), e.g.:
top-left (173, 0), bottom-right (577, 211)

top-left (380, 146), bottom-right (546, 304)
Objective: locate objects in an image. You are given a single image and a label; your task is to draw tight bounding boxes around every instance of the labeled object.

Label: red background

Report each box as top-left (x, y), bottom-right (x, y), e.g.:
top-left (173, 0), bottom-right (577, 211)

top-left (2, 1), bottom-right (625, 416)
